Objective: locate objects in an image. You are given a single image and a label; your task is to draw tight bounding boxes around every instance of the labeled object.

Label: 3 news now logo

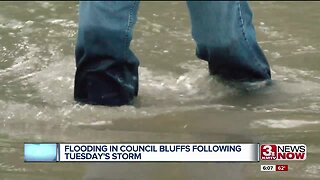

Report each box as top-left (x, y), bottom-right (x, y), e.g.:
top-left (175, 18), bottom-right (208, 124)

top-left (260, 144), bottom-right (307, 161)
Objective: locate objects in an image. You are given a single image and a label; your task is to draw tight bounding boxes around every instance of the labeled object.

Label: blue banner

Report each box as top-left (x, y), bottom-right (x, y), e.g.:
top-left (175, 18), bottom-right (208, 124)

top-left (24, 143), bottom-right (57, 162)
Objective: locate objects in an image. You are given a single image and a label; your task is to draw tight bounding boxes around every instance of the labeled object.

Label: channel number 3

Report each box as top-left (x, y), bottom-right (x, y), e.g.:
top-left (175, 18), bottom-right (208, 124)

top-left (262, 145), bottom-right (275, 157)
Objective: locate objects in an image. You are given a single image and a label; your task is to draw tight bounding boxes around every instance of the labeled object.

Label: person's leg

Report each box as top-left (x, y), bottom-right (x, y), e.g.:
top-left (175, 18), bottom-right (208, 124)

top-left (74, 1), bottom-right (140, 106)
top-left (187, 1), bottom-right (271, 82)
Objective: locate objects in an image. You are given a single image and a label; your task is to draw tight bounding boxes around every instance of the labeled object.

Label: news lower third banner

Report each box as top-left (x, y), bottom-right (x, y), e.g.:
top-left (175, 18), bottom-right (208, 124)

top-left (24, 143), bottom-right (307, 162)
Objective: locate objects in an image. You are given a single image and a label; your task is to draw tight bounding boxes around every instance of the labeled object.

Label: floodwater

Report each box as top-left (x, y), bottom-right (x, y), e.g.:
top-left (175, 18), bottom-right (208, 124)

top-left (1, 1), bottom-right (320, 180)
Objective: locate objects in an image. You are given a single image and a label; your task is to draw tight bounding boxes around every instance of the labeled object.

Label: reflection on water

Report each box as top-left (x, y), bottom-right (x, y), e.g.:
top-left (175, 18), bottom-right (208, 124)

top-left (0, 1), bottom-right (320, 180)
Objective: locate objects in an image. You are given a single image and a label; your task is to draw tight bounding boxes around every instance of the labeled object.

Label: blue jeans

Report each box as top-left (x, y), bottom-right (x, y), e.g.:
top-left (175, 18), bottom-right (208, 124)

top-left (74, 1), bottom-right (271, 106)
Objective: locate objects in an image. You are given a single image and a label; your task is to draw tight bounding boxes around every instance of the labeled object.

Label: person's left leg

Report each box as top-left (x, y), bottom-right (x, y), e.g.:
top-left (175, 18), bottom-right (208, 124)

top-left (74, 1), bottom-right (140, 106)
top-left (186, 1), bottom-right (271, 82)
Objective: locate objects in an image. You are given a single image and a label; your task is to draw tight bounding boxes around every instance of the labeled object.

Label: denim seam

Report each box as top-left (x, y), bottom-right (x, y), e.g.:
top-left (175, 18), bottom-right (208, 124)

top-left (124, 1), bottom-right (137, 61)
top-left (237, 1), bottom-right (259, 66)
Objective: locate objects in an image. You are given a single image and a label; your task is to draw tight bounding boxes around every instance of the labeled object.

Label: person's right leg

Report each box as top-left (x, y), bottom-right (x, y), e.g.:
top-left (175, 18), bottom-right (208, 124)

top-left (187, 1), bottom-right (271, 82)
top-left (74, 1), bottom-right (140, 106)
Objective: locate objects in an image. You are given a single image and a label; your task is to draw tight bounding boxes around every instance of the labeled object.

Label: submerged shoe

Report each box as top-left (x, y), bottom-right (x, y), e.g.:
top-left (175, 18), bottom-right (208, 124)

top-left (227, 79), bottom-right (272, 91)
top-left (214, 75), bottom-right (273, 92)
top-left (75, 96), bottom-right (135, 106)
top-left (74, 71), bottom-right (138, 106)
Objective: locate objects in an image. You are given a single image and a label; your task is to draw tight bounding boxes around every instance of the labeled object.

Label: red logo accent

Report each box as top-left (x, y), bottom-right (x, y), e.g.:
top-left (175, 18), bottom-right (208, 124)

top-left (260, 144), bottom-right (277, 160)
